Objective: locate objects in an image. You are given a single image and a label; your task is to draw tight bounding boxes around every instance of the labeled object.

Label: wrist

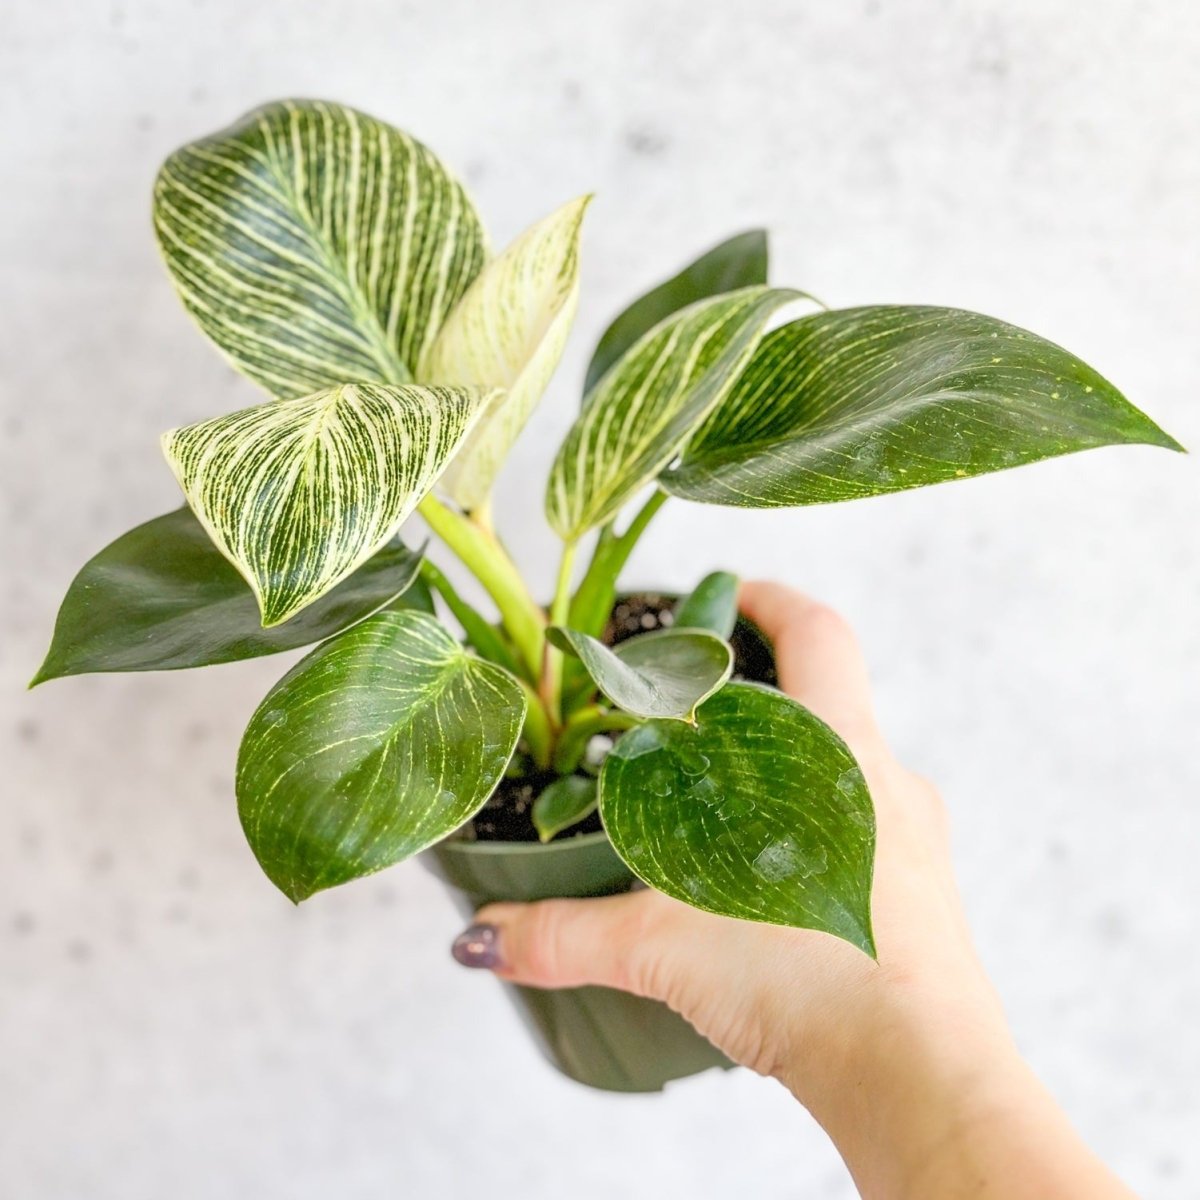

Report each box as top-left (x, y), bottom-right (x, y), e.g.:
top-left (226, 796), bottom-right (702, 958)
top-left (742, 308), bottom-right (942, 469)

top-left (780, 983), bottom-right (1026, 1197)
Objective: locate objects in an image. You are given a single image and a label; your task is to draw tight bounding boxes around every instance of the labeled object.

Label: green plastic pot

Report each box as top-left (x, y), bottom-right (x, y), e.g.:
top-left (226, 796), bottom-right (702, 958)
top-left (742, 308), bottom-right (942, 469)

top-left (423, 606), bottom-right (771, 1093)
top-left (425, 830), bottom-right (734, 1092)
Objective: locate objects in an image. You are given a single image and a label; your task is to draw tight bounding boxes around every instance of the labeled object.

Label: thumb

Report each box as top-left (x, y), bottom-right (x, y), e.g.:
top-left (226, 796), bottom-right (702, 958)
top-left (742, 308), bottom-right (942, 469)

top-left (451, 890), bottom-right (666, 996)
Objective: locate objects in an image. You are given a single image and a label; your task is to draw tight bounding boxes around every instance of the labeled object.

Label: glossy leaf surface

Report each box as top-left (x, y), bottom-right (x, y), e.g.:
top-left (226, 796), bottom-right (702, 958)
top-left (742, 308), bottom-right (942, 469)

top-left (665, 306), bottom-right (1182, 507)
top-left (548, 626), bottom-right (732, 722)
top-left (154, 99), bottom-right (486, 397)
top-left (162, 382), bottom-right (486, 626)
top-left (546, 287), bottom-right (799, 539)
top-left (674, 571), bottom-right (739, 639)
top-left (31, 508), bottom-right (422, 684)
top-left (237, 611), bottom-right (526, 901)
top-left (532, 775), bottom-right (599, 843)
top-left (583, 230), bottom-right (768, 395)
top-left (600, 683), bottom-right (875, 953)
top-left (422, 196), bottom-right (589, 510)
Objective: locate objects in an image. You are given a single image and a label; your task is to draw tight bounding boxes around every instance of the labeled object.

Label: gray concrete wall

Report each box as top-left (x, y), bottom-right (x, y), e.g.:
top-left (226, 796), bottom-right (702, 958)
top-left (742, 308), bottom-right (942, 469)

top-left (3, 2), bottom-right (1197, 1196)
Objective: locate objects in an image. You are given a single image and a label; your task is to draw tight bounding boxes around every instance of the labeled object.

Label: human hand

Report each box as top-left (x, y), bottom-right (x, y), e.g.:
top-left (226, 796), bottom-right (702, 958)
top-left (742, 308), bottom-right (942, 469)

top-left (452, 582), bottom-right (1134, 1199)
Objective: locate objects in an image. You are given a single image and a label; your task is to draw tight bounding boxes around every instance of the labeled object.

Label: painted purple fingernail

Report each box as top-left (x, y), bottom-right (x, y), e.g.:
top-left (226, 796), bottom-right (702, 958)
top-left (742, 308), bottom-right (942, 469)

top-left (451, 923), bottom-right (503, 970)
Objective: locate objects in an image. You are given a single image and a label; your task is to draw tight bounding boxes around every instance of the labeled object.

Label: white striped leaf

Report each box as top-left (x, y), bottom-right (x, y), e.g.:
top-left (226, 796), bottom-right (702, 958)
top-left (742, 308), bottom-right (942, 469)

top-left (545, 287), bottom-right (799, 539)
top-left (600, 683), bottom-right (876, 953)
top-left (664, 306), bottom-right (1183, 507)
top-left (583, 229), bottom-right (769, 396)
top-left (547, 625), bottom-right (733, 722)
top-left (154, 99), bottom-right (486, 398)
top-left (162, 382), bottom-right (490, 627)
top-left (421, 196), bottom-right (590, 511)
top-left (237, 610), bottom-right (526, 901)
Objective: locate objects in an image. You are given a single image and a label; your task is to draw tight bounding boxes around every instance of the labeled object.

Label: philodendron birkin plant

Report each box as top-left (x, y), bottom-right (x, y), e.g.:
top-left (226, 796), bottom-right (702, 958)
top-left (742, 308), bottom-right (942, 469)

top-left (37, 100), bottom-right (1180, 1076)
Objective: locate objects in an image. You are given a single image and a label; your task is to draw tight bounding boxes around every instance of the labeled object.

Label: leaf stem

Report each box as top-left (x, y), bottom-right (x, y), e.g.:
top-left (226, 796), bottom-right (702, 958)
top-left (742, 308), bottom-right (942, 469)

top-left (418, 559), bottom-right (523, 679)
top-left (517, 679), bottom-right (554, 769)
top-left (568, 489), bottom-right (668, 636)
top-left (552, 705), bottom-right (640, 775)
top-left (419, 494), bottom-right (545, 677)
top-left (540, 539), bottom-right (578, 722)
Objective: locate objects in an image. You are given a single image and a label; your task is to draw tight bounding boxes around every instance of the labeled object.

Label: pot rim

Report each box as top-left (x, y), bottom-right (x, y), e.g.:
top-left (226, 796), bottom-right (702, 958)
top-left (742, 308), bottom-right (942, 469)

top-left (434, 829), bottom-right (610, 858)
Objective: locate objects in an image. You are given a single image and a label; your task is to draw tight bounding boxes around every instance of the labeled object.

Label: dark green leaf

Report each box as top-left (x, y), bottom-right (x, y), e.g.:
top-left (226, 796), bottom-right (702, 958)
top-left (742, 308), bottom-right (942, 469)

top-left (664, 306), bottom-right (1182, 507)
top-left (237, 611), bottom-right (525, 902)
top-left (383, 574), bottom-right (436, 616)
top-left (584, 230), bottom-right (768, 395)
top-left (548, 626), bottom-right (732, 722)
top-left (675, 571), bottom-right (739, 639)
top-left (31, 508), bottom-right (424, 684)
top-left (532, 775), bottom-right (599, 843)
top-left (600, 683), bottom-right (876, 955)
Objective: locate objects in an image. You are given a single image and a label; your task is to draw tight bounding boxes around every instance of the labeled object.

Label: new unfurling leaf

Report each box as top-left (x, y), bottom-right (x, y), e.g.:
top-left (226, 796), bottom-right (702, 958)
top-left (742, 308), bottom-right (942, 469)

top-left (422, 196), bottom-right (590, 510)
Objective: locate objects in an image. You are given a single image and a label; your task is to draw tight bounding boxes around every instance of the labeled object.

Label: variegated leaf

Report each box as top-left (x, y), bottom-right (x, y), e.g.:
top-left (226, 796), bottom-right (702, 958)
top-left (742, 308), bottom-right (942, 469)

top-left (664, 306), bottom-right (1183, 507)
top-left (237, 610), bottom-right (526, 901)
top-left (162, 382), bottom-right (490, 627)
top-left (154, 99), bottom-right (486, 398)
top-left (584, 229), bottom-right (768, 396)
top-left (421, 196), bottom-right (590, 511)
top-left (545, 287), bottom-right (799, 540)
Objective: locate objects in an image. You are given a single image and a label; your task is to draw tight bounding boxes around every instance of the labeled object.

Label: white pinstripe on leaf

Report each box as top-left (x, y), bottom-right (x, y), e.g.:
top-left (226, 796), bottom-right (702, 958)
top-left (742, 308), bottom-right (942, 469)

top-left (545, 287), bottom-right (800, 539)
top-left (237, 610), bottom-right (526, 901)
top-left (153, 99), bottom-right (486, 398)
top-left (162, 383), bottom-right (492, 627)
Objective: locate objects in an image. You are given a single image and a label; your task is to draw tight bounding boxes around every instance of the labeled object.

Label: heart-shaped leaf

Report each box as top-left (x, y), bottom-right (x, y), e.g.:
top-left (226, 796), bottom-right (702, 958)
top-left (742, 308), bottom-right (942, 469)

top-left (237, 610), bottom-right (526, 901)
top-left (664, 306), bottom-right (1182, 507)
top-left (548, 626), bottom-right (732, 722)
top-left (162, 382), bottom-right (488, 627)
top-left (583, 230), bottom-right (768, 396)
top-left (674, 571), bottom-right (739, 639)
top-left (600, 683), bottom-right (876, 954)
top-left (30, 508), bottom-right (423, 684)
top-left (154, 99), bottom-right (486, 397)
top-left (546, 287), bottom-right (800, 540)
top-left (421, 196), bottom-right (590, 511)
top-left (532, 775), bottom-right (599, 843)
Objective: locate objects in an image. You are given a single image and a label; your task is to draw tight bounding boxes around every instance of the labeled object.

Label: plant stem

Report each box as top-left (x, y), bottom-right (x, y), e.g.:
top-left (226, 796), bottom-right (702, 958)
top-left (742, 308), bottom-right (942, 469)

top-left (419, 494), bottom-right (545, 678)
top-left (517, 680), bottom-right (554, 769)
top-left (419, 559), bottom-right (523, 679)
top-left (540, 539), bottom-right (578, 721)
top-left (568, 489), bottom-right (669, 636)
top-left (552, 705), bottom-right (640, 775)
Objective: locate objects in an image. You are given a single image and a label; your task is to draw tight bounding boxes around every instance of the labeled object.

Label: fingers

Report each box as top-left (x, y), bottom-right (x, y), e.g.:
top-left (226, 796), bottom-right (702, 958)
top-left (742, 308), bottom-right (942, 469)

top-left (738, 580), bottom-right (881, 751)
top-left (452, 889), bottom-right (666, 995)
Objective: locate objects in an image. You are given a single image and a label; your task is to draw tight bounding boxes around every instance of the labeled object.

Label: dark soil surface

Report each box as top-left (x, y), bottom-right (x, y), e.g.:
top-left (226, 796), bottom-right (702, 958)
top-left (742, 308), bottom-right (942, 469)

top-left (466, 592), bottom-right (776, 843)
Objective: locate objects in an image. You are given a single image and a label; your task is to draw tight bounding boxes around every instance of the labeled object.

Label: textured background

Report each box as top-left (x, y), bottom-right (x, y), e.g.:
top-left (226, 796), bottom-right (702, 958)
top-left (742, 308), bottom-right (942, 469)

top-left (3, 2), bottom-right (1198, 1196)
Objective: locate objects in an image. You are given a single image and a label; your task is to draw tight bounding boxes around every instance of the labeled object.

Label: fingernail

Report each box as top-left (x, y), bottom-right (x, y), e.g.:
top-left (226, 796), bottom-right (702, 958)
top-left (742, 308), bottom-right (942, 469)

top-left (451, 923), bottom-right (503, 970)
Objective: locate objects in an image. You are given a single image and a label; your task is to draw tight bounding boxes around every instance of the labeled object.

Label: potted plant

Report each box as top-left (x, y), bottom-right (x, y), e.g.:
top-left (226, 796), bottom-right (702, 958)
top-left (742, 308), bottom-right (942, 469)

top-left (34, 99), bottom-right (1180, 1093)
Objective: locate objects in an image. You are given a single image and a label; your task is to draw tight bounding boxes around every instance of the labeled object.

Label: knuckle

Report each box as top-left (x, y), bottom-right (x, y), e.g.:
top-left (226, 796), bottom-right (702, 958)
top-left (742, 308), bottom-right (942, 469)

top-left (517, 900), bottom-right (569, 983)
top-left (795, 601), bottom-right (855, 646)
